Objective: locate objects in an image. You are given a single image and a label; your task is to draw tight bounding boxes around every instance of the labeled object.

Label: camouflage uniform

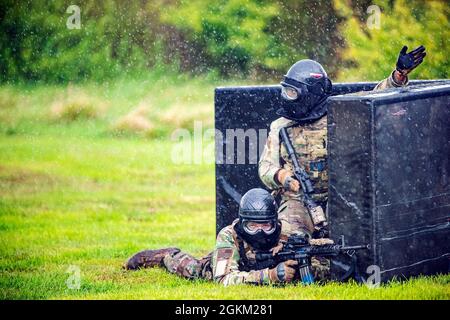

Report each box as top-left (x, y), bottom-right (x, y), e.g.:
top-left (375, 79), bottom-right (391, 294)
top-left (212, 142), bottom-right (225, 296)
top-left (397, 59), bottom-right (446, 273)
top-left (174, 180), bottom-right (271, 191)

top-left (163, 251), bottom-right (213, 280)
top-left (258, 71), bottom-right (408, 238)
top-left (162, 219), bottom-right (330, 285)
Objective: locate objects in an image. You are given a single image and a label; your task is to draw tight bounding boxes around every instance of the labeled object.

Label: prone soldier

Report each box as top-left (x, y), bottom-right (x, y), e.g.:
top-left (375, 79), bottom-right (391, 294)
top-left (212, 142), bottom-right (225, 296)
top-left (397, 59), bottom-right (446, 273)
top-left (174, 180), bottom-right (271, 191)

top-left (124, 188), bottom-right (332, 285)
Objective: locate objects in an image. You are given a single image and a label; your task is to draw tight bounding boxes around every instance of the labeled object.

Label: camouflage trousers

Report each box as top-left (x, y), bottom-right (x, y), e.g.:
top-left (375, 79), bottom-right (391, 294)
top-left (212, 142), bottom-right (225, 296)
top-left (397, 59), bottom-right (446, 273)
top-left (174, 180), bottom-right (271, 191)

top-left (278, 196), bottom-right (315, 238)
top-left (278, 196), bottom-right (331, 281)
top-left (163, 251), bottom-right (213, 281)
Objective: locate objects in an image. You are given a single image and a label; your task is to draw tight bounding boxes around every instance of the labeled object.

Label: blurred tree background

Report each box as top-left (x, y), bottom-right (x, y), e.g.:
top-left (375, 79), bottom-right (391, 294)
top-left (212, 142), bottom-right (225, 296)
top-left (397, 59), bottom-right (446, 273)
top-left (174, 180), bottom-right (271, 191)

top-left (0, 0), bottom-right (448, 83)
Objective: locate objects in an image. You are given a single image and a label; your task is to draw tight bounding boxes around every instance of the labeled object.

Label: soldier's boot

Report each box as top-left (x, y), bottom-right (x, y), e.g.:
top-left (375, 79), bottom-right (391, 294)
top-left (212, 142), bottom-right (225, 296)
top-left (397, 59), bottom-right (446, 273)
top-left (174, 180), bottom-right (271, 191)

top-left (123, 248), bottom-right (180, 270)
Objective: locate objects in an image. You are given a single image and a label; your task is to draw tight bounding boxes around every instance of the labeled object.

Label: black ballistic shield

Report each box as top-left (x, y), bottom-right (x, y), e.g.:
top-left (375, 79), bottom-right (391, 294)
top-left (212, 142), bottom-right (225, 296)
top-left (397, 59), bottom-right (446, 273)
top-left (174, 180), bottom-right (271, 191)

top-left (327, 82), bottom-right (450, 282)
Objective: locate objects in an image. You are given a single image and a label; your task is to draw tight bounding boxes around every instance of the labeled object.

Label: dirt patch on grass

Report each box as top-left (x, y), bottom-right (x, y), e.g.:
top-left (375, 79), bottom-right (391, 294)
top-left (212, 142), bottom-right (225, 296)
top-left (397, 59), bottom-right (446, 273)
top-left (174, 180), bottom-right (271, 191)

top-left (110, 102), bottom-right (155, 137)
top-left (0, 165), bottom-right (59, 187)
top-left (50, 85), bottom-right (108, 121)
top-left (0, 89), bottom-right (18, 109)
top-left (158, 103), bottom-right (213, 129)
top-left (0, 165), bottom-right (101, 195)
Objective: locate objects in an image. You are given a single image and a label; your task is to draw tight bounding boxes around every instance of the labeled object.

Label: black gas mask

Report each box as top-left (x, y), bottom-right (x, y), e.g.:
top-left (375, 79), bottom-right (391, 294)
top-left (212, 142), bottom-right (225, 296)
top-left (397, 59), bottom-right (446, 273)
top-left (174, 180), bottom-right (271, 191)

top-left (234, 188), bottom-right (281, 251)
top-left (277, 59), bottom-right (333, 122)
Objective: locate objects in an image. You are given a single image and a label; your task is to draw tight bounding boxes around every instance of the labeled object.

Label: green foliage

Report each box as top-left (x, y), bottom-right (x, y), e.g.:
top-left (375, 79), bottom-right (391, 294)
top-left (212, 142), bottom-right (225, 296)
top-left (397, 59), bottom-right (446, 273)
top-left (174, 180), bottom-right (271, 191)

top-left (0, 0), bottom-right (447, 83)
top-left (266, 0), bottom-right (345, 77)
top-left (161, 0), bottom-right (279, 76)
top-left (161, 0), bottom-right (344, 78)
top-left (0, 0), bottom-right (165, 82)
top-left (335, 0), bottom-right (449, 81)
top-left (0, 0), bottom-right (344, 82)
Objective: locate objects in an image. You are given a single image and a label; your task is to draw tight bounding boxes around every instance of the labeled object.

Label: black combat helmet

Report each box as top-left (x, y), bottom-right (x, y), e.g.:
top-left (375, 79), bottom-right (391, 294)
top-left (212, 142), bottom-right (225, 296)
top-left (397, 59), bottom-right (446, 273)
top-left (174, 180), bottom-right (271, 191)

top-left (277, 59), bottom-right (332, 122)
top-left (234, 188), bottom-right (281, 251)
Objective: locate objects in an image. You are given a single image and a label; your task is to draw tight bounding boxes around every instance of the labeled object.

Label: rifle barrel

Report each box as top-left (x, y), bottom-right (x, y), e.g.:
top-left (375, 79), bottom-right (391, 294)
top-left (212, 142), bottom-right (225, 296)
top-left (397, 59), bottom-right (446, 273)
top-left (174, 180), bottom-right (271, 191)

top-left (341, 245), bottom-right (370, 250)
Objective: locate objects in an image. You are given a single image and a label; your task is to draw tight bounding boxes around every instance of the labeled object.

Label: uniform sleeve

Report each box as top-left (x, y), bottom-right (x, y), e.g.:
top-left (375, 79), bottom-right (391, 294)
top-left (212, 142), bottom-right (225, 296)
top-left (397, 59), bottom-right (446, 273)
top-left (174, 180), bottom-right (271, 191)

top-left (373, 70), bottom-right (409, 91)
top-left (211, 227), bottom-right (271, 286)
top-left (258, 119), bottom-right (283, 190)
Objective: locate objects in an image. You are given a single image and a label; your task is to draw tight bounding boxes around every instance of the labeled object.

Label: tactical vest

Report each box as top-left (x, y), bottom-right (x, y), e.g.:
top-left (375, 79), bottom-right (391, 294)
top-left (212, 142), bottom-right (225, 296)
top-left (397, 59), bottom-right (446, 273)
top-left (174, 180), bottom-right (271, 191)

top-left (280, 115), bottom-right (328, 202)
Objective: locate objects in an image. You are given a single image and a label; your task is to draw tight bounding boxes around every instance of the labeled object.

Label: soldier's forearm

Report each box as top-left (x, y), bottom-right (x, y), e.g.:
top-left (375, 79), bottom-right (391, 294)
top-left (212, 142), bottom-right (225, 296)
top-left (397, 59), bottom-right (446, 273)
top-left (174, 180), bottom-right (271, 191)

top-left (216, 268), bottom-right (271, 286)
top-left (258, 161), bottom-right (282, 190)
top-left (393, 70), bottom-right (408, 86)
top-left (373, 70), bottom-right (409, 91)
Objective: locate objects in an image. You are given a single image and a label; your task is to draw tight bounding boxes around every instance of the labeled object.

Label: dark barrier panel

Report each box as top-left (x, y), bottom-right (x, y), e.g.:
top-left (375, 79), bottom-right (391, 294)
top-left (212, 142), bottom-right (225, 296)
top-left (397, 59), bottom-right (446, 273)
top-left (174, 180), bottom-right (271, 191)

top-left (327, 82), bottom-right (450, 282)
top-left (215, 80), bottom-right (447, 232)
top-left (214, 82), bottom-right (384, 231)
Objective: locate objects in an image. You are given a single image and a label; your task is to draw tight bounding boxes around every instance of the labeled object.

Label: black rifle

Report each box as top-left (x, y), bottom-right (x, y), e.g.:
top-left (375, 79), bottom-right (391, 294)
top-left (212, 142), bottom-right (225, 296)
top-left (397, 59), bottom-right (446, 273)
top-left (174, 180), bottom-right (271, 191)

top-left (255, 234), bottom-right (370, 284)
top-left (279, 127), bottom-right (328, 237)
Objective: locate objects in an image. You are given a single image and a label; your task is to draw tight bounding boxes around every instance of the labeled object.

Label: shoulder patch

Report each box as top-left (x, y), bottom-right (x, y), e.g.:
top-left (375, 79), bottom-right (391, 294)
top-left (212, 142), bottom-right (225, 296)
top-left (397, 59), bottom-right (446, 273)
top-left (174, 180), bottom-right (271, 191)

top-left (215, 259), bottom-right (228, 277)
top-left (214, 247), bottom-right (234, 277)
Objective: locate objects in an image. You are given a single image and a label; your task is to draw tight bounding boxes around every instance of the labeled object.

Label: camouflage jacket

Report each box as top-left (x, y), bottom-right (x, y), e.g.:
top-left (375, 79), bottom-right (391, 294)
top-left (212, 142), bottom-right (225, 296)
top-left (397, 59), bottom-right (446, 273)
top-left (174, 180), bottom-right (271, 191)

top-left (211, 219), bottom-right (282, 286)
top-left (258, 71), bottom-right (408, 194)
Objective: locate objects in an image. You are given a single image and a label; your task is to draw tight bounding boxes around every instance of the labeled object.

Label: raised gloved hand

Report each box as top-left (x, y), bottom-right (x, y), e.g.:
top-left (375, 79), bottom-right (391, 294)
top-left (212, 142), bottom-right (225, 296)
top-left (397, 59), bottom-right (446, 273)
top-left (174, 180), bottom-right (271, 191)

top-left (268, 260), bottom-right (298, 283)
top-left (276, 169), bottom-right (300, 192)
top-left (396, 45), bottom-right (426, 76)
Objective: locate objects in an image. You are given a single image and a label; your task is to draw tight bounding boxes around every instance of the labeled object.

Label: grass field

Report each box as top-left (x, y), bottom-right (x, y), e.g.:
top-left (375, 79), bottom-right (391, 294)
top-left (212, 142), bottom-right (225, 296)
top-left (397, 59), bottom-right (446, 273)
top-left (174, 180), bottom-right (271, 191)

top-left (0, 75), bottom-right (449, 299)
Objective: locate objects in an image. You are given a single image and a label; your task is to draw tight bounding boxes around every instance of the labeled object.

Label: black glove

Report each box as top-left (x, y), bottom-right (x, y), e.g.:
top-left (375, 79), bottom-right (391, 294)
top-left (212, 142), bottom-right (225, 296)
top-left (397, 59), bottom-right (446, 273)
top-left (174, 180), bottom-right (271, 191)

top-left (269, 260), bottom-right (298, 283)
top-left (396, 45), bottom-right (426, 76)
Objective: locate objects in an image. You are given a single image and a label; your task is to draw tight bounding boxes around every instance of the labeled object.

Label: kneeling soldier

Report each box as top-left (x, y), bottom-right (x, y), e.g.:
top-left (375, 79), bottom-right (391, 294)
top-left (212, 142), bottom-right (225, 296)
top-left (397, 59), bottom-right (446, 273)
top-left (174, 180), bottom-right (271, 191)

top-left (258, 45), bottom-right (426, 239)
top-left (124, 188), bottom-right (331, 285)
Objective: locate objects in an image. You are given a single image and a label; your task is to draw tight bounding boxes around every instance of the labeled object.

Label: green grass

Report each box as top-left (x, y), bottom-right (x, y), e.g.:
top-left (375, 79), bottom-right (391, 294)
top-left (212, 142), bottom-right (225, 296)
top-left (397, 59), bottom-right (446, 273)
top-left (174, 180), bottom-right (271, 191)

top-left (0, 75), bottom-right (449, 299)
